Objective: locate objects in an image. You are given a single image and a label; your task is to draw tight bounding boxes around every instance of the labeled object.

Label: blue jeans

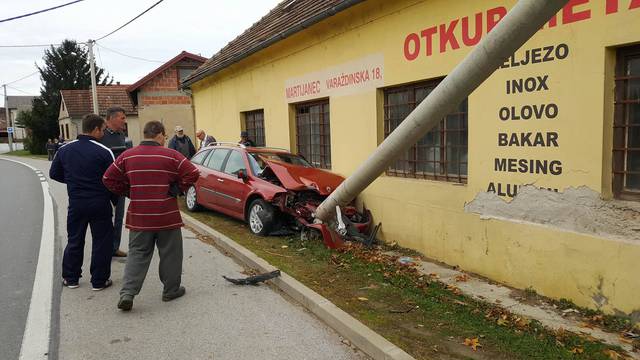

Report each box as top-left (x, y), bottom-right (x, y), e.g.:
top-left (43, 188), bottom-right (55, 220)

top-left (113, 196), bottom-right (125, 253)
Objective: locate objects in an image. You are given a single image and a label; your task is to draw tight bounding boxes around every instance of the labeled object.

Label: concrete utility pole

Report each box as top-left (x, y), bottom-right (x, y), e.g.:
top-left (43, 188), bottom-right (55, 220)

top-left (3, 84), bottom-right (13, 152)
top-left (87, 40), bottom-right (99, 115)
top-left (315, 0), bottom-right (570, 222)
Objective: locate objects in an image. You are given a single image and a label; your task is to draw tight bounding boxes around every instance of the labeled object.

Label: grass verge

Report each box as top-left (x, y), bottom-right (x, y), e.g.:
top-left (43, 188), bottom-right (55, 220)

top-left (181, 203), bottom-right (632, 360)
top-left (3, 149), bottom-right (48, 159)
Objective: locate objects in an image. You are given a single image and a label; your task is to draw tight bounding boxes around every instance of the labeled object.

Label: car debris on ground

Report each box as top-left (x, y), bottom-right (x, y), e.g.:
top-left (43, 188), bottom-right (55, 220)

top-left (222, 270), bottom-right (281, 286)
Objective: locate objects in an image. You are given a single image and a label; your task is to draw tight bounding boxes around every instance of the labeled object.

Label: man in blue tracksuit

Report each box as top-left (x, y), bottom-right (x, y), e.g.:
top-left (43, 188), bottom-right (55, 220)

top-left (50, 114), bottom-right (115, 291)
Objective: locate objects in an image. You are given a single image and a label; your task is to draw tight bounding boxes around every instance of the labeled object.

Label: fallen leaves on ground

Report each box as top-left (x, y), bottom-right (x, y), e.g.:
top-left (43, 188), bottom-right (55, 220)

top-left (446, 284), bottom-right (462, 295)
top-left (463, 337), bottom-right (482, 351)
top-left (497, 315), bottom-right (509, 326)
top-left (580, 322), bottom-right (595, 329)
top-left (603, 349), bottom-right (626, 359)
top-left (455, 274), bottom-right (469, 282)
top-left (357, 297), bottom-right (369, 302)
top-left (515, 317), bottom-right (532, 329)
top-left (570, 346), bottom-right (584, 354)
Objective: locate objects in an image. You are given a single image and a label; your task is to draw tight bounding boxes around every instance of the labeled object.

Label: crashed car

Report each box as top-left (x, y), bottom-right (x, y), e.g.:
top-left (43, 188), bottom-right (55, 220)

top-left (184, 143), bottom-right (373, 248)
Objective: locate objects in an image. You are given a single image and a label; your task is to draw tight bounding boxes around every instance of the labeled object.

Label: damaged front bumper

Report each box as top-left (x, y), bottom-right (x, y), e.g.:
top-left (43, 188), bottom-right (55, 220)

top-left (274, 191), bottom-right (375, 248)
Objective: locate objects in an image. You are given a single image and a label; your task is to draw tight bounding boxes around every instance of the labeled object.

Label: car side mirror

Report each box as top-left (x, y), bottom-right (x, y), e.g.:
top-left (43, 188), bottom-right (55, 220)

top-left (237, 169), bottom-right (248, 181)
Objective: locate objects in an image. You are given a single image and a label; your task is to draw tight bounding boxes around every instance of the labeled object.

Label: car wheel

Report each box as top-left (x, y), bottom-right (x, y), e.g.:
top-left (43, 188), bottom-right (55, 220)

top-left (248, 198), bottom-right (276, 236)
top-left (185, 185), bottom-right (201, 212)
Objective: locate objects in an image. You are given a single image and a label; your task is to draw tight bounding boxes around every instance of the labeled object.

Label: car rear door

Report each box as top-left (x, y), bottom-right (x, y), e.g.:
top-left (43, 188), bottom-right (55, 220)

top-left (189, 149), bottom-right (211, 205)
top-left (199, 148), bottom-right (230, 208)
top-left (215, 150), bottom-right (252, 218)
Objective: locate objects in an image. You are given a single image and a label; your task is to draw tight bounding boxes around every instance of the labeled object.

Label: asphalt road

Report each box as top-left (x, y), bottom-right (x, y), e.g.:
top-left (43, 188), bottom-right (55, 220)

top-left (6, 156), bottom-right (366, 360)
top-left (0, 159), bottom-right (44, 359)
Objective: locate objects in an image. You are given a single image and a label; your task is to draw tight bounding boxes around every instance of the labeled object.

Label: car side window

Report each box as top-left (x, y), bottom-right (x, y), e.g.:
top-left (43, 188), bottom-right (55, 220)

top-left (223, 150), bottom-right (246, 176)
top-left (205, 149), bottom-right (230, 171)
top-left (190, 150), bottom-right (210, 165)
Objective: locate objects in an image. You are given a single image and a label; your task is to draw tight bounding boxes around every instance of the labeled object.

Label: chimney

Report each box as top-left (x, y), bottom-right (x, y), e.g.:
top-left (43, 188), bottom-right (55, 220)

top-left (116, 81), bottom-right (121, 85)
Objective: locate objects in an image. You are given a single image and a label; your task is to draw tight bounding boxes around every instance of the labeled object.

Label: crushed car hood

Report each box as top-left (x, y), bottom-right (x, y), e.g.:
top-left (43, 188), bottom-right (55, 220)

top-left (262, 159), bottom-right (344, 196)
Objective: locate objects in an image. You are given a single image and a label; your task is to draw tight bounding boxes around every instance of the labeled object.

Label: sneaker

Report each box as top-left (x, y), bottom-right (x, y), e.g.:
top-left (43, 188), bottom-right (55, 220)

top-left (62, 279), bottom-right (79, 289)
top-left (92, 279), bottom-right (113, 291)
top-left (162, 286), bottom-right (186, 302)
top-left (113, 249), bottom-right (127, 257)
top-left (117, 295), bottom-right (134, 311)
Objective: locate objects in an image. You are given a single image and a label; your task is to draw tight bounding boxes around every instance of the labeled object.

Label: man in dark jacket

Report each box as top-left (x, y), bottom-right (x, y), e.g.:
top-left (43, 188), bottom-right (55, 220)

top-left (103, 121), bottom-right (199, 311)
top-left (168, 125), bottom-right (196, 158)
top-left (46, 139), bottom-right (56, 161)
top-left (239, 131), bottom-right (255, 147)
top-left (50, 114), bottom-right (114, 291)
top-left (99, 106), bottom-right (130, 258)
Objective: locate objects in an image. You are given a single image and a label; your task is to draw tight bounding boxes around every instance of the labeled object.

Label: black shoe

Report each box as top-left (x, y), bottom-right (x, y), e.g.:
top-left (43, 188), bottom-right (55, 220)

top-left (118, 295), bottom-right (134, 311)
top-left (92, 279), bottom-right (113, 291)
top-left (162, 286), bottom-right (186, 302)
top-left (62, 279), bottom-right (79, 289)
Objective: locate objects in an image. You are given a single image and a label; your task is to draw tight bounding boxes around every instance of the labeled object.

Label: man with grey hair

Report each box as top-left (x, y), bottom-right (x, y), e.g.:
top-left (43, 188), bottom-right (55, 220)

top-left (195, 129), bottom-right (216, 150)
top-left (99, 106), bottom-right (130, 257)
top-left (168, 125), bottom-right (196, 158)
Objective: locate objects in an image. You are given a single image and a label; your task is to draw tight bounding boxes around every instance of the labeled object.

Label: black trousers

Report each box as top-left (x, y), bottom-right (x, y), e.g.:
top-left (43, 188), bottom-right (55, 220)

top-left (62, 198), bottom-right (113, 287)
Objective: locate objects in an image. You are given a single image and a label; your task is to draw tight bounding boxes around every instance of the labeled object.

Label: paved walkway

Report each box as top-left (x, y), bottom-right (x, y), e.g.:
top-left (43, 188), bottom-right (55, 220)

top-left (11, 156), bottom-right (365, 360)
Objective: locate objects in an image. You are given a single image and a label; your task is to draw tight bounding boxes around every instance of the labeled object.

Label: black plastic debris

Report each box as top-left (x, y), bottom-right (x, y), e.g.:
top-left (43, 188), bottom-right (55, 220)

top-left (222, 270), bottom-right (281, 286)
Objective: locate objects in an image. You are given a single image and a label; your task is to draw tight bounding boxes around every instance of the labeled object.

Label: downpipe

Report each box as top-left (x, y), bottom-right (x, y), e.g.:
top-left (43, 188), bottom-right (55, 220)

top-left (315, 0), bottom-right (570, 223)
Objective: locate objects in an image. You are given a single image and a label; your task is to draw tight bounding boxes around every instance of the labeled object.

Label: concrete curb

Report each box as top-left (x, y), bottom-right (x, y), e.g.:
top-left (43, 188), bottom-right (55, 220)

top-left (182, 212), bottom-right (415, 360)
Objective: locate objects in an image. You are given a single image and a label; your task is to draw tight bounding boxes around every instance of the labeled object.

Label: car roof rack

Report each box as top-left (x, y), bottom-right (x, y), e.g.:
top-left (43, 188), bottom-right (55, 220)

top-left (250, 146), bottom-right (291, 152)
top-left (206, 142), bottom-right (246, 149)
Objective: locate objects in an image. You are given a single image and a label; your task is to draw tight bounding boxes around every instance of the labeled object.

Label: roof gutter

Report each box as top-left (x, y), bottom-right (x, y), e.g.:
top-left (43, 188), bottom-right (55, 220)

top-left (182, 0), bottom-right (366, 88)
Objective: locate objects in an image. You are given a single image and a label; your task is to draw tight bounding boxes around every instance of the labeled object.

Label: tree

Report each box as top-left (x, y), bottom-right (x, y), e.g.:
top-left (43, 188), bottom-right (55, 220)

top-left (14, 109), bottom-right (43, 153)
top-left (26, 39), bottom-right (112, 154)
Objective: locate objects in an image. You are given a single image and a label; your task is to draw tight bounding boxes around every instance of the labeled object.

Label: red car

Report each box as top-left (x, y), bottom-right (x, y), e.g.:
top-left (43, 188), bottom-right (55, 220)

top-left (184, 143), bottom-right (372, 247)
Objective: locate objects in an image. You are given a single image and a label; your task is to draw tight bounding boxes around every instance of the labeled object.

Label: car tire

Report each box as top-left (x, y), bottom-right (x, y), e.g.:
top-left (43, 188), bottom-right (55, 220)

top-left (247, 198), bottom-right (276, 236)
top-left (185, 185), bottom-right (202, 212)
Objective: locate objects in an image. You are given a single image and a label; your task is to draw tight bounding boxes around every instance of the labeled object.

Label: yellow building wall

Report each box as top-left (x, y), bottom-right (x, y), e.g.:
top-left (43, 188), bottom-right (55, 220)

top-left (191, 0), bottom-right (640, 316)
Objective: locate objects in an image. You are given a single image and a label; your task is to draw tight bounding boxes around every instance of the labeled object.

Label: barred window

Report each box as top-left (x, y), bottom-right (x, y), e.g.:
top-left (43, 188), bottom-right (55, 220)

top-left (384, 79), bottom-right (468, 183)
top-left (244, 110), bottom-right (266, 147)
top-left (613, 45), bottom-right (640, 200)
top-left (295, 100), bottom-right (331, 169)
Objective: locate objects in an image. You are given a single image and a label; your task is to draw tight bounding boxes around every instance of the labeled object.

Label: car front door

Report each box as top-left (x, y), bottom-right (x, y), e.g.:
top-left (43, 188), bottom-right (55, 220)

top-left (199, 148), bottom-right (230, 208)
top-left (215, 150), bottom-right (252, 218)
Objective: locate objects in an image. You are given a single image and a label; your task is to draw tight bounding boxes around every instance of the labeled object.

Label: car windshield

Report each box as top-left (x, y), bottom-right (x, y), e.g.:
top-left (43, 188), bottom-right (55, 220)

top-left (248, 152), bottom-right (312, 175)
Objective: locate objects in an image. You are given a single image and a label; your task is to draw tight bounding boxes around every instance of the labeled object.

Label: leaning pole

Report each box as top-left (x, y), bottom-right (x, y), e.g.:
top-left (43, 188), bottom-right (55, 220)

top-left (315, 0), bottom-right (570, 222)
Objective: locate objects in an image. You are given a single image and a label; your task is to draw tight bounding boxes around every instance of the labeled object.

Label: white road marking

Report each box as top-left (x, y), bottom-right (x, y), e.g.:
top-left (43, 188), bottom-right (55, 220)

top-left (0, 158), bottom-right (55, 360)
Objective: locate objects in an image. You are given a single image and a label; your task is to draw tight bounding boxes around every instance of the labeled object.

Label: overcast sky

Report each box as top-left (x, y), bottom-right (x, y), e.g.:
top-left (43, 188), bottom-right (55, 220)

top-left (0, 0), bottom-right (282, 106)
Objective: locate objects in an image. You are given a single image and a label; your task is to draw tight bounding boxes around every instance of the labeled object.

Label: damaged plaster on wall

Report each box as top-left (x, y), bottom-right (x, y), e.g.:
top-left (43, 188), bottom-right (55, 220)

top-left (465, 186), bottom-right (640, 241)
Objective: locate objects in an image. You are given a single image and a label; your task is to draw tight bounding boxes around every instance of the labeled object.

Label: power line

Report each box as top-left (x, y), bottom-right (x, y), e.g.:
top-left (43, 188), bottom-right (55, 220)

top-left (3, 70), bottom-right (40, 86)
top-left (0, 0), bottom-right (86, 24)
top-left (95, 42), bottom-right (164, 63)
top-left (95, 0), bottom-right (164, 41)
top-left (0, 43), bottom-right (62, 48)
top-left (96, 43), bottom-right (103, 68)
top-left (0, 1), bottom-right (163, 48)
top-left (6, 85), bottom-right (37, 96)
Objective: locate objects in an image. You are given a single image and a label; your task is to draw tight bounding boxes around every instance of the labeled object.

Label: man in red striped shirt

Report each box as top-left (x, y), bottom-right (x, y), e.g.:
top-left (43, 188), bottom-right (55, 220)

top-left (103, 121), bottom-right (199, 311)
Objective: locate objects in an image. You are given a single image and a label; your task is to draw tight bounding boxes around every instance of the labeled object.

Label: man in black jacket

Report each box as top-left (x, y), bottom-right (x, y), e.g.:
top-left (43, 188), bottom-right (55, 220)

top-left (99, 106), bottom-right (130, 257)
top-left (50, 114), bottom-right (114, 290)
top-left (168, 125), bottom-right (196, 158)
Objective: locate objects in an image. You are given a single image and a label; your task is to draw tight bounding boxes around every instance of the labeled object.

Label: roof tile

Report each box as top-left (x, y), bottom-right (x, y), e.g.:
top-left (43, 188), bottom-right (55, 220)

top-left (183, 0), bottom-right (364, 86)
top-left (61, 85), bottom-right (137, 119)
